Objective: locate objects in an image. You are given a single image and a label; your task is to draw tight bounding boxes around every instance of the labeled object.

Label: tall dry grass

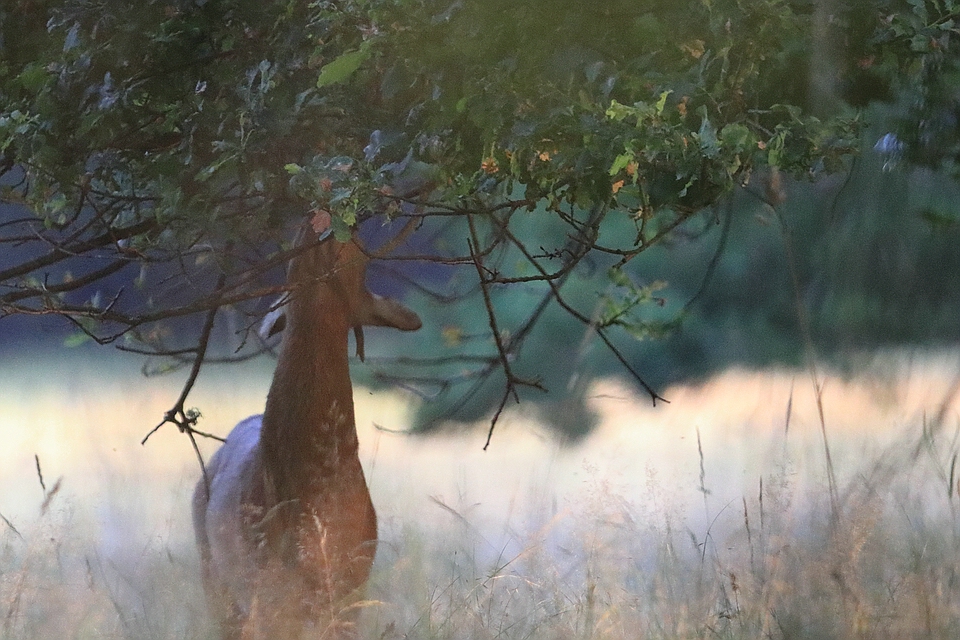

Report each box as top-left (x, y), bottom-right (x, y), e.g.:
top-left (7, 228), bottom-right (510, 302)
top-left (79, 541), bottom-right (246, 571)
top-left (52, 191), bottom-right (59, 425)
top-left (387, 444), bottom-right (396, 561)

top-left (2, 348), bottom-right (960, 638)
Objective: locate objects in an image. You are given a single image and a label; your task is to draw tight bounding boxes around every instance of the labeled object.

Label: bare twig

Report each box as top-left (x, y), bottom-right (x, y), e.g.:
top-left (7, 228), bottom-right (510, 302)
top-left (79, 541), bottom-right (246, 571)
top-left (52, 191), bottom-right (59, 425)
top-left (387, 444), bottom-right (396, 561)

top-left (495, 209), bottom-right (667, 404)
top-left (2, 258), bottom-right (131, 303)
top-left (466, 213), bottom-right (546, 449)
top-left (142, 271), bottom-right (229, 497)
top-left (0, 218), bottom-right (157, 283)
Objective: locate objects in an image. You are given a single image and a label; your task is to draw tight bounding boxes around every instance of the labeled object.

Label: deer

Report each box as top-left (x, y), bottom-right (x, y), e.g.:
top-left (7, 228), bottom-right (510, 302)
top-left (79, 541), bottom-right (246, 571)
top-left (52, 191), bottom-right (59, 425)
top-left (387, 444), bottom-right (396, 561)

top-left (192, 226), bottom-right (421, 640)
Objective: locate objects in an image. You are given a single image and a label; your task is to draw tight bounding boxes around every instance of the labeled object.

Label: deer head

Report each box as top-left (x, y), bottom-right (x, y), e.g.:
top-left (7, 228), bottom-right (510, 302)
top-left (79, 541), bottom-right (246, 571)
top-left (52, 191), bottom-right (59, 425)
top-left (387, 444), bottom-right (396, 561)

top-left (260, 228), bottom-right (420, 359)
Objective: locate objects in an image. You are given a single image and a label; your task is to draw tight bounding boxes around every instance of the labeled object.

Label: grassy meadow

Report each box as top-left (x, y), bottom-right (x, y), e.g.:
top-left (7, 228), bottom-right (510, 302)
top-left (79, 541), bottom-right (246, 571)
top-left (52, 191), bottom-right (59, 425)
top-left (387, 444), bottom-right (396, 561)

top-left (1, 347), bottom-right (960, 638)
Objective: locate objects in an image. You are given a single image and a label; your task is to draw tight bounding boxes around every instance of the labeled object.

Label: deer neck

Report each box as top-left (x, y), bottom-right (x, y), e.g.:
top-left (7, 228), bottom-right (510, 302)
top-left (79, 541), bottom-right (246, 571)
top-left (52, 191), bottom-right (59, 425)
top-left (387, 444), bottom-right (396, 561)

top-left (260, 287), bottom-right (359, 504)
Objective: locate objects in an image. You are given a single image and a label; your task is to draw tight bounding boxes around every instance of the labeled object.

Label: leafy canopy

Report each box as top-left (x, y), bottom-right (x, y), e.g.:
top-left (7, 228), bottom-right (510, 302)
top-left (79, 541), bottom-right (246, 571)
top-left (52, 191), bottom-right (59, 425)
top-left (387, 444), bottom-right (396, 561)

top-left (1, 0), bottom-right (859, 243)
top-left (1, 0), bottom-right (956, 436)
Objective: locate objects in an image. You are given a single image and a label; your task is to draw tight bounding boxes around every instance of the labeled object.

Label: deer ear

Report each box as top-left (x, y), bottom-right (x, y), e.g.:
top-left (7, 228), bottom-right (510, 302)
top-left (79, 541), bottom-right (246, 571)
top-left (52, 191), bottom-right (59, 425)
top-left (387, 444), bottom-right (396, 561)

top-left (360, 294), bottom-right (422, 332)
top-left (354, 325), bottom-right (366, 361)
top-left (352, 295), bottom-right (420, 361)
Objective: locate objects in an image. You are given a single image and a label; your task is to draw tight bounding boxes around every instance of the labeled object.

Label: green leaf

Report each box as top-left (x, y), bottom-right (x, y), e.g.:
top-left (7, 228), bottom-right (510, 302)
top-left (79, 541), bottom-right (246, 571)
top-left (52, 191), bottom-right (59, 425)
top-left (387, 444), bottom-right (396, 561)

top-left (330, 214), bottom-right (353, 241)
top-left (697, 108), bottom-right (719, 157)
top-left (44, 193), bottom-right (68, 215)
top-left (316, 42), bottom-right (373, 88)
top-left (655, 90), bottom-right (672, 115)
top-left (768, 131), bottom-right (786, 167)
top-left (608, 267), bottom-right (631, 287)
top-left (64, 332), bottom-right (91, 347)
top-left (606, 100), bottom-right (633, 122)
top-left (719, 123), bottom-right (752, 150)
top-left (609, 152), bottom-right (633, 176)
top-left (917, 206), bottom-right (959, 230)
top-left (17, 63), bottom-right (49, 93)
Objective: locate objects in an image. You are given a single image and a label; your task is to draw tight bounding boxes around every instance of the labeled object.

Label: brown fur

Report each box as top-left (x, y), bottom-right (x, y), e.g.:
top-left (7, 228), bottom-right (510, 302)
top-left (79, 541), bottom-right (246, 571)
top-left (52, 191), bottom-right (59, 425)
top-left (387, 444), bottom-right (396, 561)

top-left (192, 236), bottom-right (420, 639)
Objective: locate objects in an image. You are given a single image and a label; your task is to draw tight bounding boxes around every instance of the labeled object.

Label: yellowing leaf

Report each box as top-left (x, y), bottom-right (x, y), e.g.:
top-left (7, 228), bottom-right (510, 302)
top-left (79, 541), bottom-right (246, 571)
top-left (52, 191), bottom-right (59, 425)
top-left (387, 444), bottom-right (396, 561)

top-left (681, 39), bottom-right (705, 59)
top-left (442, 325), bottom-right (463, 347)
top-left (311, 209), bottom-right (331, 234)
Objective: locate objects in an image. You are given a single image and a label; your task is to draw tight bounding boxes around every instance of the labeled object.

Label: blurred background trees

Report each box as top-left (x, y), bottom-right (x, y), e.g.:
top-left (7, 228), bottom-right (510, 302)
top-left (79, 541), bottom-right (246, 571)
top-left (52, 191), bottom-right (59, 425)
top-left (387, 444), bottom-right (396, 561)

top-left (2, 0), bottom-right (960, 440)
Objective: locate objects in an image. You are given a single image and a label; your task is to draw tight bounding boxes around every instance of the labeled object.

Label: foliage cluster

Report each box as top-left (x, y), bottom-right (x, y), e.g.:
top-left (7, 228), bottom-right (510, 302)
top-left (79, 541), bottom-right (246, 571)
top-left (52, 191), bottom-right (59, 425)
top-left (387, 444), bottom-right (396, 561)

top-left (1, 0), bottom-right (958, 435)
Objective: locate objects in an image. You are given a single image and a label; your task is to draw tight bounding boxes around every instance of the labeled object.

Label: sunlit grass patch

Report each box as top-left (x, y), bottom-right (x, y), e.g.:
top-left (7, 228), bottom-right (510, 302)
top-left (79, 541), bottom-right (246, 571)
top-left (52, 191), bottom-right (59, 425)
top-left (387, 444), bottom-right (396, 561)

top-left (0, 486), bottom-right (212, 640)
top-left (363, 422), bottom-right (960, 639)
top-left (3, 425), bottom-right (960, 639)
top-left (3, 349), bottom-right (960, 638)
